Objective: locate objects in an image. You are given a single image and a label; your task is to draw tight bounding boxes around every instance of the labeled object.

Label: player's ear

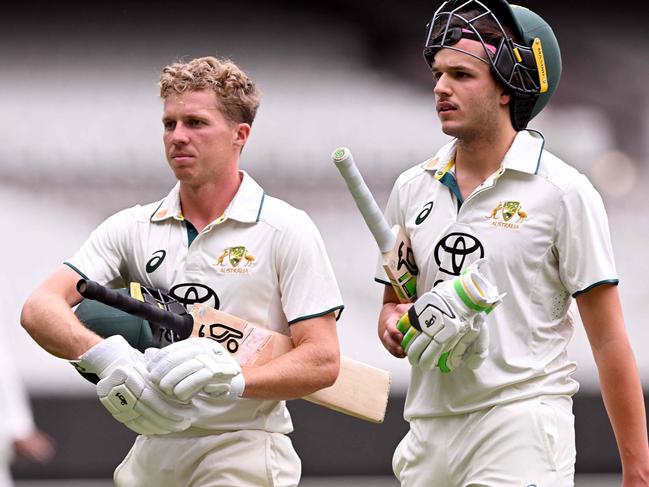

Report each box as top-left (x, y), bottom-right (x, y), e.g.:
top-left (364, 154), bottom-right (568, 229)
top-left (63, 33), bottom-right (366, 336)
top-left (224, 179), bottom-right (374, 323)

top-left (499, 91), bottom-right (511, 106)
top-left (233, 123), bottom-right (251, 150)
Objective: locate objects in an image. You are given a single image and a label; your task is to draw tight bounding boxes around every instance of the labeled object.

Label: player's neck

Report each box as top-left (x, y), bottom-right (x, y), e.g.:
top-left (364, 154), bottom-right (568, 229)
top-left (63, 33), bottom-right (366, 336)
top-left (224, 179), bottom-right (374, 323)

top-left (179, 170), bottom-right (243, 232)
top-left (455, 123), bottom-right (516, 175)
top-left (454, 123), bottom-right (516, 199)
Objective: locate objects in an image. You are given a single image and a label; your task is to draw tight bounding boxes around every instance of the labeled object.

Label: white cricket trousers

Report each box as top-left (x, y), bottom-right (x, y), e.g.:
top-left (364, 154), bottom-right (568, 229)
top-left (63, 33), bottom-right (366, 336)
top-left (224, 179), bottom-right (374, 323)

top-left (114, 430), bottom-right (301, 487)
top-left (392, 395), bottom-right (576, 487)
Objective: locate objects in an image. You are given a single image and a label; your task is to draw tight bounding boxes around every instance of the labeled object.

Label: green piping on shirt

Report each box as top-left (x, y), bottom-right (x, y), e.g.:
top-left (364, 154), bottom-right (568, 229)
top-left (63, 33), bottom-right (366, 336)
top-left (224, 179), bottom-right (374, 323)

top-left (149, 200), bottom-right (165, 221)
top-left (527, 129), bottom-right (546, 175)
top-left (572, 279), bottom-right (619, 298)
top-left (288, 305), bottom-right (345, 325)
top-left (63, 262), bottom-right (89, 280)
top-left (256, 192), bottom-right (266, 222)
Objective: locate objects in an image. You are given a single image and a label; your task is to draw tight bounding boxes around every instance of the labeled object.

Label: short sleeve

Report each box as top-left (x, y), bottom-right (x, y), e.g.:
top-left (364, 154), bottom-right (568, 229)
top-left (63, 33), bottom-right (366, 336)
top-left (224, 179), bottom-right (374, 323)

top-left (275, 210), bottom-right (344, 324)
top-left (65, 208), bottom-right (134, 287)
top-left (555, 174), bottom-right (618, 296)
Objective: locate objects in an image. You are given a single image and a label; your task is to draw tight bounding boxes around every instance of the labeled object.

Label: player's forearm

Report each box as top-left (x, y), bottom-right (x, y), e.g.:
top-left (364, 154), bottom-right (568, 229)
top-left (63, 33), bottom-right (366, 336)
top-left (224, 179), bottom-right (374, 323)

top-left (21, 289), bottom-right (100, 359)
top-left (240, 341), bottom-right (340, 400)
top-left (593, 337), bottom-right (649, 473)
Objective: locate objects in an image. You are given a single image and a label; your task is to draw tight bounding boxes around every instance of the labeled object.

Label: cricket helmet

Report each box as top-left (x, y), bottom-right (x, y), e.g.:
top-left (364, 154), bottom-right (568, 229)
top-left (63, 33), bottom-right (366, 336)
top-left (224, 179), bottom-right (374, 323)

top-left (423, 0), bottom-right (562, 130)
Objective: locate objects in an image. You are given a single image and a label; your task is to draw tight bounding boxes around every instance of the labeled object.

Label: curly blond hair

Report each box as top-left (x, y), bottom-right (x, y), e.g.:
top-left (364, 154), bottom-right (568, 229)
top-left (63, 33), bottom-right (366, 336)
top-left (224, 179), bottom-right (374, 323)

top-left (159, 56), bottom-right (261, 125)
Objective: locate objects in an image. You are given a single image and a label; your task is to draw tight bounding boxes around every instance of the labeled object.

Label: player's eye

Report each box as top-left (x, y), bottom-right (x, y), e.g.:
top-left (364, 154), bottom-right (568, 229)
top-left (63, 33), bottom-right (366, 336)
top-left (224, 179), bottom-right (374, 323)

top-left (187, 119), bottom-right (205, 127)
top-left (163, 120), bottom-right (175, 131)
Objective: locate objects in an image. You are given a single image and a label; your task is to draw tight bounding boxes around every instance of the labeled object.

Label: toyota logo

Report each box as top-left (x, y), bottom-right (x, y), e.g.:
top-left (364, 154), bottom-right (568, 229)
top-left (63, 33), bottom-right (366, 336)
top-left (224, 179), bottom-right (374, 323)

top-left (169, 283), bottom-right (220, 309)
top-left (433, 232), bottom-right (484, 276)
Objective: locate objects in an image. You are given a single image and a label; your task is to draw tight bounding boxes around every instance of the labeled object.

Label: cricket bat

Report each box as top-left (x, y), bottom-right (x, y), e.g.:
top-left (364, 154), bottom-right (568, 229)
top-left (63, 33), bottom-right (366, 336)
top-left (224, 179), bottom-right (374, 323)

top-left (332, 147), bottom-right (418, 304)
top-left (76, 279), bottom-right (390, 423)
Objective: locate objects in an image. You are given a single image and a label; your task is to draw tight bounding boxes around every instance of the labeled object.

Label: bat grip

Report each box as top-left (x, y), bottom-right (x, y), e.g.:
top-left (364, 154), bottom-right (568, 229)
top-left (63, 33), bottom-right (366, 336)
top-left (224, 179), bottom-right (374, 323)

top-left (332, 147), bottom-right (396, 253)
top-left (76, 279), bottom-right (194, 339)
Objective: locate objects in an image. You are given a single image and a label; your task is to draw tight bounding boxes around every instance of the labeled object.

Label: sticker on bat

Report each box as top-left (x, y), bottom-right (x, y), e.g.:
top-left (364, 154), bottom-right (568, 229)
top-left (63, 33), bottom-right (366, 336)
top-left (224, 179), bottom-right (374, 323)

top-left (199, 323), bottom-right (245, 353)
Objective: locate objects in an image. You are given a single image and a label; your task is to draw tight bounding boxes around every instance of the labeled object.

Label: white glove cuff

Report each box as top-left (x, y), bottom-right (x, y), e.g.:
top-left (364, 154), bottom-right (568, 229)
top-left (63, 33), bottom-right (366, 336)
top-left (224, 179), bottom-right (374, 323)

top-left (76, 335), bottom-right (134, 378)
top-left (226, 373), bottom-right (246, 398)
top-left (455, 259), bottom-right (505, 313)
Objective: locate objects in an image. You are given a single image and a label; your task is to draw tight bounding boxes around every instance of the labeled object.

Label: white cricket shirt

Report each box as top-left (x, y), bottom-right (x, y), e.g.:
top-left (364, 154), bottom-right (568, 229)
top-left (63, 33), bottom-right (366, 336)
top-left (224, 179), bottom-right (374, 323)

top-left (376, 130), bottom-right (618, 418)
top-left (67, 171), bottom-right (343, 433)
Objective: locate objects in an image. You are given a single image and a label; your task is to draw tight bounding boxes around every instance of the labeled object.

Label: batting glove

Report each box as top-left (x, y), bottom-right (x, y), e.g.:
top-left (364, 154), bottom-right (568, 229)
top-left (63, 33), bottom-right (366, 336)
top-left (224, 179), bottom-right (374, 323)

top-left (146, 337), bottom-right (244, 403)
top-left (72, 334), bottom-right (144, 379)
top-left (75, 335), bottom-right (193, 435)
top-left (397, 258), bottom-right (504, 372)
top-left (96, 364), bottom-right (193, 435)
top-left (443, 315), bottom-right (490, 371)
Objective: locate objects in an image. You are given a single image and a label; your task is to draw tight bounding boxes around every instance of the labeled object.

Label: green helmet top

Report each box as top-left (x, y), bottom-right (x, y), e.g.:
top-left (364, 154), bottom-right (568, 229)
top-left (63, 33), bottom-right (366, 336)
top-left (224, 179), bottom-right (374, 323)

top-left (423, 0), bottom-right (562, 130)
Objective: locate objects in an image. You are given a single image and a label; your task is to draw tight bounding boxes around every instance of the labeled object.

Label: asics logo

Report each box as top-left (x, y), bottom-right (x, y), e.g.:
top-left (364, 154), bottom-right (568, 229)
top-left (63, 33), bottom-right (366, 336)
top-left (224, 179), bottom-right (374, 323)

top-left (146, 250), bottom-right (166, 273)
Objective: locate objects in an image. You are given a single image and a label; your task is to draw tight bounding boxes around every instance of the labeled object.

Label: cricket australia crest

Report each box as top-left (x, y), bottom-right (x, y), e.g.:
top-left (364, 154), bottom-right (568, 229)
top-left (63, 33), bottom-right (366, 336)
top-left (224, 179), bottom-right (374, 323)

top-left (215, 246), bottom-right (256, 274)
top-left (486, 201), bottom-right (528, 229)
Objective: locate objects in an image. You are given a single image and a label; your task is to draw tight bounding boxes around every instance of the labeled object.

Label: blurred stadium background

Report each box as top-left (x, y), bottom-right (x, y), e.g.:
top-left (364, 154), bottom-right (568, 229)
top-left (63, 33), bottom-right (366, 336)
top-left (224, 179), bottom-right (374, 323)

top-left (2, 0), bottom-right (648, 484)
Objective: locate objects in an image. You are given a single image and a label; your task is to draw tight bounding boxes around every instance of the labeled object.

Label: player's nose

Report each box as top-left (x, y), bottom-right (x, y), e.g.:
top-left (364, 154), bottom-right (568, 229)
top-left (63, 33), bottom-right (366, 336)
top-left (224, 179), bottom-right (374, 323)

top-left (169, 123), bottom-right (191, 144)
top-left (433, 73), bottom-right (452, 96)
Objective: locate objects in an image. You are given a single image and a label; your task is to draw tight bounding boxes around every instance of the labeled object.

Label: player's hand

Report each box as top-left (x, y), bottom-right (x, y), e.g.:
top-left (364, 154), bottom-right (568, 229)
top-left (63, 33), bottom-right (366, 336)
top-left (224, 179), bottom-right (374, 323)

top-left (379, 303), bottom-right (410, 358)
top-left (146, 337), bottom-right (244, 402)
top-left (398, 258), bottom-right (504, 372)
top-left (12, 430), bottom-right (55, 464)
top-left (96, 363), bottom-right (193, 435)
top-left (76, 335), bottom-right (193, 435)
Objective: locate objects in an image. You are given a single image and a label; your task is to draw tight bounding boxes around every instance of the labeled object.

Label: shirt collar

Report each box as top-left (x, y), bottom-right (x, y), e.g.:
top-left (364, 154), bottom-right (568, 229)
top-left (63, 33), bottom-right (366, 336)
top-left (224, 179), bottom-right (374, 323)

top-left (501, 129), bottom-right (545, 175)
top-left (150, 170), bottom-right (266, 224)
top-left (422, 129), bottom-right (546, 178)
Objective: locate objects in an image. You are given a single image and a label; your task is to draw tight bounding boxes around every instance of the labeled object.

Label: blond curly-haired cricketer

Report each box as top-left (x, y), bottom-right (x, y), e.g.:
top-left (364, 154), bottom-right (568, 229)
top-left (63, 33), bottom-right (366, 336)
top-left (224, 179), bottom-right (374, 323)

top-left (21, 56), bottom-right (344, 487)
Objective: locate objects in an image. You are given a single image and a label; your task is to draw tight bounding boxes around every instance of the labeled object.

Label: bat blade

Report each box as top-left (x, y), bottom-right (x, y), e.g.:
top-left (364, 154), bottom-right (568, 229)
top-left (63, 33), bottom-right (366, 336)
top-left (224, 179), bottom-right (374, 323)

top-left (303, 357), bottom-right (390, 423)
top-left (332, 147), bottom-right (418, 303)
top-left (192, 304), bottom-right (390, 423)
top-left (382, 225), bottom-right (418, 303)
top-left (77, 280), bottom-right (390, 423)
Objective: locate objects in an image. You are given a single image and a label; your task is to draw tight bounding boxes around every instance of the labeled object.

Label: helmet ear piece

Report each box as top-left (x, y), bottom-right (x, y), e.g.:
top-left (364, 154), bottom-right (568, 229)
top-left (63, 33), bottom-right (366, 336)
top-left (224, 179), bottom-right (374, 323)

top-left (507, 5), bottom-right (562, 126)
top-left (510, 93), bottom-right (539, 131)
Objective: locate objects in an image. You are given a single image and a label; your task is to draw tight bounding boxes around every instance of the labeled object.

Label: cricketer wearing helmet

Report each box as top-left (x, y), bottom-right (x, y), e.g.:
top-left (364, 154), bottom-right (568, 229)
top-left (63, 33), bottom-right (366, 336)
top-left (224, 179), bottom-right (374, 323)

top-left (376, 1), bottom-right (649, 485)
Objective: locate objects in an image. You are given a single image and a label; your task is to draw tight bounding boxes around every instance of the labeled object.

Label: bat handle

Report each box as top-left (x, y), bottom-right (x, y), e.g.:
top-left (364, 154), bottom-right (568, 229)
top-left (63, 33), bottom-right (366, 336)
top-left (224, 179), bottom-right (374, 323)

top-left (76, 279), bottom-right (194, 339)
top-left (331, 147), bottom-right (396, 254)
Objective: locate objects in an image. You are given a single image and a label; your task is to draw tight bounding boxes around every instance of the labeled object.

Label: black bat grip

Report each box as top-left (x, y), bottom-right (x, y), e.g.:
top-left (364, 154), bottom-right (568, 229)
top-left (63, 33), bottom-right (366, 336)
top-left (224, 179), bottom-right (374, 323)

top-left (76, 279), bottom-right (194, 339)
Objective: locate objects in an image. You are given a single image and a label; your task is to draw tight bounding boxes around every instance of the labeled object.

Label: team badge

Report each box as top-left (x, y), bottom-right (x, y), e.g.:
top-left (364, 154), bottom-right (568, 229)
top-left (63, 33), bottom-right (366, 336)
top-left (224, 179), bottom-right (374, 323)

top-left (502, 201), bottom-right (520, 222)
top-left (215, 246), bottom-right (256, 274)
top-left (486, 201), bottom-right (528, 229)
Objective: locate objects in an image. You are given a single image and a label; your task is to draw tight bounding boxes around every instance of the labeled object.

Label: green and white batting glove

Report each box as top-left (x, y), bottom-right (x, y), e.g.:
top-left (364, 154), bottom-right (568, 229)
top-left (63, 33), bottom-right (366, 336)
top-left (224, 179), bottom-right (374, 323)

top-left (145, 337), bottom-right (244, 403)
top-left (396, 258), bottom-right (505, 372)
top-left (75, 335), bottom-right (193, 435)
